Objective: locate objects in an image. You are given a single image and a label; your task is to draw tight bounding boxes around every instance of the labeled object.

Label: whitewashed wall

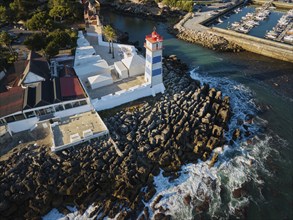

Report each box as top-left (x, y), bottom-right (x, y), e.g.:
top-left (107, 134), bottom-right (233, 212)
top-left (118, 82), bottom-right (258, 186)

top-left (8, 117), bottom-right (39, 133)
top-left (54, 104), bottom-right (92, 118)
top-left (7, 104), bottom-right (92, 133)
top-left (92, 83), bottom-right (165, 111)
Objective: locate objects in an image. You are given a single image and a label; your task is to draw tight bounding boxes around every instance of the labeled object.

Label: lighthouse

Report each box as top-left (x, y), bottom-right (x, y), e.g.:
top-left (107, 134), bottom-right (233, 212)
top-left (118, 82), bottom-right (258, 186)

top-left (144, 28), bottom-right (163, 86)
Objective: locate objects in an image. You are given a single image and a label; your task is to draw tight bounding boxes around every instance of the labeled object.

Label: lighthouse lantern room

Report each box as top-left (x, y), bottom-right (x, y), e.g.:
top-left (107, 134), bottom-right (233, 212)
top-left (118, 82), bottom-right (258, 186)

top-left (144, 28), bottom-right (163, 86)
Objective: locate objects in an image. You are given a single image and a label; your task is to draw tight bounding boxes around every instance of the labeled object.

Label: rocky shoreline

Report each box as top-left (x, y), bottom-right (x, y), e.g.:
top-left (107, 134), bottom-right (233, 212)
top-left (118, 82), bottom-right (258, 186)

top-left (101, 2), bottom-right (184, 22)
top-left (170, 28), bottom-right (242, 52)
top-left (0, 56), bottom-right (235, 219)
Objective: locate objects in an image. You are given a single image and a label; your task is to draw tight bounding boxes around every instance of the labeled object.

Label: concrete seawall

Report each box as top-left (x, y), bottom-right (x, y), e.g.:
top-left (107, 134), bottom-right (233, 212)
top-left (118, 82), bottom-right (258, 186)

top-left (210, 27), bottom-right (293, 63)
top-left (252, 0), bottom-right (293, 9)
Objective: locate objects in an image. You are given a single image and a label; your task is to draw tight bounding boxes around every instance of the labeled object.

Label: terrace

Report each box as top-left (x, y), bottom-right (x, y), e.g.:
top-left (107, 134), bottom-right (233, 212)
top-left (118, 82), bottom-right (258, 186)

top-left (51, 111), bottom-right (109, 151)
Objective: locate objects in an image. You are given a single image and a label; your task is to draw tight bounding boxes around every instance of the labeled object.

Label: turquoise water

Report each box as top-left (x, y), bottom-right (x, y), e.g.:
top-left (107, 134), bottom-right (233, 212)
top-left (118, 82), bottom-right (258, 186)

top-left (212, 6), bottom-right (284, 38)
top-left (101, 9), bottom-right (293, 219)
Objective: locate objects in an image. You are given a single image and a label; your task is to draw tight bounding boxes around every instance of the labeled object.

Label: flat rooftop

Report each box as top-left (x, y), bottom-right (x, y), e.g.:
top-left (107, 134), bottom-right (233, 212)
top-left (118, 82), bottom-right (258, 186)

top-left (86, 35), bottom-right (134, 66)
top-left (52, 111), bottom-right (108, 147)
top-left (82, 75), bottom-right (146, 99)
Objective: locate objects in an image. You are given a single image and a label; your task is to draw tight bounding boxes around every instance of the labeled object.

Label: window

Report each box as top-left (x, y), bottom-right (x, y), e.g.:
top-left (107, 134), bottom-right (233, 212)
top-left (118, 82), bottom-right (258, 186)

top-left (39, 109), bottom-right (47, 116)
top-left (65, 103), bottom-right (73, 109)
top-left (55, 105), bottom-right (64, 112)
top-left (79, 100), bottom-right (87, 106)
top-left (25, 111), bottom-right (36, 118)
top-left (45, 107), bottom-right (55, 114)
top-left (14, 114), bottom-right (25, 121)
top-left (72, 102), bottom-right (80, 108)
top-left (5, 116), bottom-right (15, 123)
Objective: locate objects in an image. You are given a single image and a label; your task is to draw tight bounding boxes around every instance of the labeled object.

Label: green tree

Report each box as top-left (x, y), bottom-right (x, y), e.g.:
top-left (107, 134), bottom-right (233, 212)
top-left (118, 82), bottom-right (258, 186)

top-left (26, 11), bottom-right (51, 31)
top-left (45, 41), bottom-right (59, 58)
top-left (9, 0), bottom-right (26, 21)
top-left (0, 31), bottom-right (13, 53)
top-left (49, 0), bottom-right (82, 21)
top-left (24, 33), bottom-right (46, 51)
top-left (0, 6), bottom-right (8, 23)
top-left (47, 30), bottom-right (72, 49)
top-left (49, 5), bottom-right (70, 22)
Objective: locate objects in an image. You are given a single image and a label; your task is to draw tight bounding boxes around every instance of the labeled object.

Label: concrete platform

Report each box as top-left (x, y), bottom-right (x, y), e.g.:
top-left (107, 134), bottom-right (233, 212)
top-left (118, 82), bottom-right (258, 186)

top-left (51, 111), bottom-right (108, 151)
top-left (83, 75), bottom-right (146, 99)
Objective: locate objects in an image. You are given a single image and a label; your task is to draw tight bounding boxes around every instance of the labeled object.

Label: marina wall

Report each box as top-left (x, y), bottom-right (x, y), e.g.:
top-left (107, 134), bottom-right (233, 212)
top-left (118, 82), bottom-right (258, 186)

top-left (252, 0), bottom-right (293, 9)
top-left (210, 27), bottom-right (293, 63)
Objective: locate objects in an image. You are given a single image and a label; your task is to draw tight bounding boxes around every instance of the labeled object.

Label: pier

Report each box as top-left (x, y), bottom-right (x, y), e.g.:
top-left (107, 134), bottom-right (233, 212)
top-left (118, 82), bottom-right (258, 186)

top-left (277, 22), bottom-right (293, 42)
top-left (230, 1), bottom-right (273, 34)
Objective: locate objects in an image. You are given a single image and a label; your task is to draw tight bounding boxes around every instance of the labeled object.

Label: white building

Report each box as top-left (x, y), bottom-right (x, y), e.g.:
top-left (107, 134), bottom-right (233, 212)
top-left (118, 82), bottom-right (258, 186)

top-left (122, 54), bottom-right (145, 77)
top-left (114, 61), bottom-right (128, 79)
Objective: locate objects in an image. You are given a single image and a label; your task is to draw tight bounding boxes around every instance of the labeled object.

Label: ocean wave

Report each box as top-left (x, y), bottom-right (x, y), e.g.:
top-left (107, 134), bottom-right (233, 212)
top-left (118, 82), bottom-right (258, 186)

top-left (140, 68), bottom-right (286, 219)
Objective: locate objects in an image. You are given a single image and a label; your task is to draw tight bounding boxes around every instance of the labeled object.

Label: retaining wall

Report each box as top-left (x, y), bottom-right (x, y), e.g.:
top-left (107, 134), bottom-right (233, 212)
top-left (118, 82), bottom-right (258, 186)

top-left (252, 0), bottom-right (293, 9)
top-left (92, 83), bottom-right (165, 111)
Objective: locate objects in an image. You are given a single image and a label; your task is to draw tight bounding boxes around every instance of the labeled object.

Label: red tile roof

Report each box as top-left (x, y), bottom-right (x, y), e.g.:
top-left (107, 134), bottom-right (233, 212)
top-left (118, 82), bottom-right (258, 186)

top-left (60, 77), bottom-right (86, 99)
top-left (0, 87), bottom-right (24, 118)
top-left (145, 31), bottom-right (163, 43)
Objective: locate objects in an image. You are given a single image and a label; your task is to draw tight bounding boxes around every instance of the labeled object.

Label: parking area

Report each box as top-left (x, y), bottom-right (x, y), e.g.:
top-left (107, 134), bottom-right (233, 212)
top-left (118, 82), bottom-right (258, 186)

top-left (0, 24), bottom-right (41, 45)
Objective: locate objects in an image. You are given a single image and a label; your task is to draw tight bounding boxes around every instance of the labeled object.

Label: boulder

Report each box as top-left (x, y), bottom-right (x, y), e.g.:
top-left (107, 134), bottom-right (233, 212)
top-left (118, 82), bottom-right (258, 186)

top-left (183, 194), bottom-right (191, 206)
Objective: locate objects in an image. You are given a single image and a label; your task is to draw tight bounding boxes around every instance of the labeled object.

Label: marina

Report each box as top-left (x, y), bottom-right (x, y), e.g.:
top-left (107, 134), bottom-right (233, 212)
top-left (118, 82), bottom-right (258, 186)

top-left (211, 2), bottom-right (292, 44)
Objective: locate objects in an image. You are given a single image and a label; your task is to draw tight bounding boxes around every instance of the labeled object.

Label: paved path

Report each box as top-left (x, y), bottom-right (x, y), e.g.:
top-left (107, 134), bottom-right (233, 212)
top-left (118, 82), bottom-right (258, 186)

top-left (177, 1), bottom-right (243, 32)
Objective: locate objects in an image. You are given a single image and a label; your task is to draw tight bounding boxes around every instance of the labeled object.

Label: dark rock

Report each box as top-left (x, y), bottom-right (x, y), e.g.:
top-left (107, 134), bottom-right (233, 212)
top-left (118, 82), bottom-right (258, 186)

top-left (154, 212), bottom-right (167, 220)
top-left (183, 194), bottom-right (191, 206)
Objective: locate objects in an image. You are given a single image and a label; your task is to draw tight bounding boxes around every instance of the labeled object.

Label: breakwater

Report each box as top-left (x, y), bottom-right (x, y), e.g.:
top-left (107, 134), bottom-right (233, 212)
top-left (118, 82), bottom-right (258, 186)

top-left (210, 27), bottom-right (293, 63)
top-left (175, 28), bottom-right (242, 52)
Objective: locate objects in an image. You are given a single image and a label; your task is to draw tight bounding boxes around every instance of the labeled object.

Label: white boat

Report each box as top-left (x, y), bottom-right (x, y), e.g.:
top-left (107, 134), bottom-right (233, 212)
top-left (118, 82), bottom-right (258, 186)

top-left (231, 22), bottom-right (240, 27)
top-left (234, 8), bottom-right (241, 14)
top-left (255, 16), bottom-right (266, 21)
top-left (218, 18), bottom-right (223, 23)
top-left (237, 26), bottom-right (250, 34)
top-left (267, 30), bottom-right (278, 37)
top-left (284, 35), bottom-right (293, 44)
top-left (269, 6), bottom-right (276, 10)
top-left (266, 34), bottom-right (276, 40)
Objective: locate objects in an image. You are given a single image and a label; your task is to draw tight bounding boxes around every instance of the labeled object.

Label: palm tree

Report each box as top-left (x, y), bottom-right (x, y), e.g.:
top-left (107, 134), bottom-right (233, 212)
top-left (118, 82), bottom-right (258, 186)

top-left (103, 25), bottom-right (112, 54)
top-left (109, 29), bottom-right (117, 59)
top-left (103, 25), bottom-right (117, 58)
